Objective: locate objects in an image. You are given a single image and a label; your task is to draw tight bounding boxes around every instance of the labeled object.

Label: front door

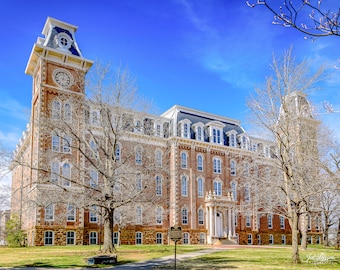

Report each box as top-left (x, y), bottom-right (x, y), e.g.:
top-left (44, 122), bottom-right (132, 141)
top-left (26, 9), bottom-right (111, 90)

top-left (216, 212), bottom-right (223, 237)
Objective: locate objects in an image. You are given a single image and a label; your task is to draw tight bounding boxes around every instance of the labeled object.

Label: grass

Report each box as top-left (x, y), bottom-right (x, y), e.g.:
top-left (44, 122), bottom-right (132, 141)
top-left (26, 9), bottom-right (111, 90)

top-left (0, 244), bottom-right (338, 269)
top-left (0, 244), bottom-right (206, 268)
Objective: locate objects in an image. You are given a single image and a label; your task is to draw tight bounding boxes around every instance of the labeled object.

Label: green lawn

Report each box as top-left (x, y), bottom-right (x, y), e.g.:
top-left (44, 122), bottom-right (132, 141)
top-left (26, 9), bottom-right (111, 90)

top-left (0, 244), bottom-right (339, 269)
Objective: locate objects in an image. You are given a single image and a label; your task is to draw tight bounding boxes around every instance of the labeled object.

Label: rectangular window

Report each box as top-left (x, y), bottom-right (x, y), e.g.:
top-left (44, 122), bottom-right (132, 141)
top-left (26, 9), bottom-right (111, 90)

top-left (52, 135), bottom-right (60, 152)
top-left (198, 209), bottom-right (204, 225)
top-left (257, 234), bottom-right (261, 245)
top-left (63, 135), bottom-right (71, 153)
top-left (67, 204), bottom-right (75, 221)
top-left (182, 208), bottom-right (188, 224)
top-left (156, 207), bottom-right (162, 224)
top-left (268, 214), bottom-right (273, 229)
top-left (45, 204), bottom-right (54, 221)
top-left (51, 162), bottom-right (59, 184)
top-left (198, 178), bottom-right (204, 197)
top-left (281, 235), bottom-right (286, 245)
top-left (156, 232), bottom-right (162, 244)
top-left (183, 232), bottom-right (189, 244)
top-left (280, 216), bottom-right (285, 229)
top-left (136, 232), bottom-right (142, 245)
top-left (247, 234), bottom-right (252, 245)
top-left (90, 206), bottom-right (98, 223)
top-left (246, 216), bottom-right (251, 227)
top-left (44, 231), bottom-right (54, 245)
top-left (66, 231), bottom-right (75, 245)
top-left (181, 176), bottom-right (188, 196)
top-left (156, 176), bottom-right (162, 196)
top-left (113, 232), bottom-right (120, 245)
top-left (90, 170), bottom-right (98, 188)
top-left (269, 234), bottom-right (274, 245)
top-left (199, 233), bottom-right (205, 244)
top-left (89, 232), bottom-right (97, 244)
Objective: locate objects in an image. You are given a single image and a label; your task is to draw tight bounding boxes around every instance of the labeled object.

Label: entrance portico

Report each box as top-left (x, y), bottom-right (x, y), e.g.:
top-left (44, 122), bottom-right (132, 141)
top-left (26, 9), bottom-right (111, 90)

top-left (205, 191), bottom-right (236, 244)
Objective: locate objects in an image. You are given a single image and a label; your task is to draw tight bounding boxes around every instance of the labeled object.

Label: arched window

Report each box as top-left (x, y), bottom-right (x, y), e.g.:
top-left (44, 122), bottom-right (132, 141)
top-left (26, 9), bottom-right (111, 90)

top-left (62, 163), bottom-right (71, 187)
top-left (197, 155), bottom-right (203, 171)
top-left (63, 135), bottom-right (71, 153)
top-left (243, 162), bottom-right (249, 177)
top-left (156, 207), bottom-right (163, 224)
top-left (231, 181), bottom-right (237, 201)
top-left (64, 103), bottom-right (72, 122)
top-left (181, 176), bottom-right (188, 196)
top-left (51, 161), bottom-right (59, 184)
top-left (92, 110), bottom-right (100, 126)
top-left (197, 177), bottom-right (204, 197)
top-left (90, 169), bottom-right (98, 188)
top-left (198, 209), bottom-right (204, 225)
top-left (115, 144), bottom-right (121, 162)
top-left (213, 157), bottom-right (221, 174)
top-left (135, 146), bottom-right (142, 165)
top-left (182, 208), bottom-right (188, 224)
top-left (52, 134), bottom-right (60, 152)
top-left (197, 126), bottom-right (203, 141)
top-left (136, 173), bottom-right (142, 192)
top-left (136, 206), bottom-right (142, 224)
top-left (230, 133), bottom-right (236, 147)
top-left (156, 175), bottom-right (162, 196)
top-left (52, 100), bottom-right (61, 119)
top-left (155, 150), bottom-right (162, 167)
top-left (90, 140), bottom-right (98, 158)
top-left (181, 152), bottom-right (187, 169)
top-left (244, 185), bottom-right (250, 202)
top-left (230, 160), bottom-right (236, 176)
top-left (213, 181), bottom-right (222, 196)
top-left (183, 123), bottom-right (189, 138)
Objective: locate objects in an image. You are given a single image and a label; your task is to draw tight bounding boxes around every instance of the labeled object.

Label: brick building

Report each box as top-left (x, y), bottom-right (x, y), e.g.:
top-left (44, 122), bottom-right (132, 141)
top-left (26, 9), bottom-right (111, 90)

top-left (10, 17), bottom-right (322, 246)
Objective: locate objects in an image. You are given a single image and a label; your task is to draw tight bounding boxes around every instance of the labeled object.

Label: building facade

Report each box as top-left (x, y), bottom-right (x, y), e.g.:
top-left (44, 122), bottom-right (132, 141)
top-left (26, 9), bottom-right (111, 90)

top-left (11, 17), bottom-right (322, 247)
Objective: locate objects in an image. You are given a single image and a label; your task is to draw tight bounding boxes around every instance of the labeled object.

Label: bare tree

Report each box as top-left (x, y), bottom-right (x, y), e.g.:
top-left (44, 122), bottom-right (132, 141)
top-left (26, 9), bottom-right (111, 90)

top-left (246, 0), bottom-right (340, 38)
top-left (246, 47), bottom-right (330, 263)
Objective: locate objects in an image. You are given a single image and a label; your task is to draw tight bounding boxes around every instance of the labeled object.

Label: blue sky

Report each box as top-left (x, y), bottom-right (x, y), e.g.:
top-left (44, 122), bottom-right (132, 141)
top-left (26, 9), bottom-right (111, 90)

top-left (0, 0), bottom-right (339, 152)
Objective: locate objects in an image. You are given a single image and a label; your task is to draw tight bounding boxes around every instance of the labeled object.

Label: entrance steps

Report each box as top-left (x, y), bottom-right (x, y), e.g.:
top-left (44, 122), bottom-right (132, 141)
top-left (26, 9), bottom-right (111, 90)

top-left (212, 237), bottom-right (237, 246)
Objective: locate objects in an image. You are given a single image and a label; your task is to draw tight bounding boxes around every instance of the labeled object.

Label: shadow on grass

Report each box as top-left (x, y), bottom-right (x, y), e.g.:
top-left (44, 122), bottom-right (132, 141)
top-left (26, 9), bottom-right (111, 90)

top-left (159, 256), bottom-right (240, 269)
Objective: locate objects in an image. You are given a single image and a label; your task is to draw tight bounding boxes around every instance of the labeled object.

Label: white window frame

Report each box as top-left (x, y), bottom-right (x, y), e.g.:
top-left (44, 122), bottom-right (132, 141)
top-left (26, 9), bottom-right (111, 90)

top-left (197, 177), bottom-right (204, 197)
top-left (66, 231), bottom-right (75, 245)
top-left (90, 169), bottom-right (98, 188)
top-left (52, 134), bottom-right (60, 152)
top-left (156, 207), bottom-right (163, 224)
top-left (198, 209), bottom-right (204, 225)
top-left (115, 144), bottom-right (121, 162)
top-left (269, 234), bottom-right (274, 245)
top-left (197, 154), bottom-right (203, 171)
top-left (231, 181), bottom-right (237, 201)
top-left (62, 162), bottom-right (71, 187)
top-left (89, 231), bottom-right (98, 245)
top-left (268, 214), bottom-right (273, 229)
top-left (213, 157), bottom-right (221, 174)
top-left (136, 232), bottom-right (143, 245)
top-left (156, 232), bottom-right (163, 244)
top-left (63, 135), bottom-right (71, 153)
top-left (281, 235), bottom-right (286, 245)
top-left (280, 216), bottom-right (285, 229)
top-left (44, 231), bottom-right (54, 245)
top-left (90, 206), bottom-right (98, 223)
top-left (181, 152), bottom-right (188, 169)
top-left (136, 173), bottom-right (142, 192)
top-left (135, 146), bottom-right (142, 165)
top-left (64, 102), bottom-right (72, 122)
top-left (247, 234), bottom-right (252, 245)
top-left (51, 161), bottom-right (59, 184)
top-left (182, 207), bottom-right (188, 225)
top-left (52, 100), bottom-right (61, 119)
top-left (136, 206), bottom-right (142, 224)
top-left (183, 232), bottom-right (189, 244)
top-left (257, 234), bottom-right (261, 245)
top-left (156, 175), bottom-right (162, 196)
top-left (155, 150), bottom-right (162, 167)
top-left (213, 181), bottom-right (222, 196)
top-left (181, 176), bottom-right (188, 196)
top-left (230, 160), bottom-right (236, 176)
top-left (45, 204), bottom-right (54, 221)
top-left (246, 215), bottom-right (251, 227)
top-left (67, 204), bottom-right (75, 221)
top-left (113, 231), bottom-right (120, 245)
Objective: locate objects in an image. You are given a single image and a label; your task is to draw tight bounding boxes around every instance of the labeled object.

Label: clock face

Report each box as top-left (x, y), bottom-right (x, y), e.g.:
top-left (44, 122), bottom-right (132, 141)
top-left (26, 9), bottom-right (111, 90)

top-left (54, 71), bottom-right (71, 87)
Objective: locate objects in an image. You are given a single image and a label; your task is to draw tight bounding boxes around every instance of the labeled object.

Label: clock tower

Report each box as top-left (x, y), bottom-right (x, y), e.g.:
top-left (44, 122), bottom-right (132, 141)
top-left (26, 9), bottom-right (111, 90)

top-left (17, 17), bottom-right (93, 245)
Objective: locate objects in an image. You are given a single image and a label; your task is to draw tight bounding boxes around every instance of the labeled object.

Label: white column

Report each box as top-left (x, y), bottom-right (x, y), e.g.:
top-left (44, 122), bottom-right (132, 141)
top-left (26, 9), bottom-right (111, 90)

top-left (214, 206), bottom-right (217, 237)
top-left (209, 206), bottom-right (213, 237)
top-left (227, 208), bottom-right (231, 239)
top-left (231, 208), bottom-right (236, 237)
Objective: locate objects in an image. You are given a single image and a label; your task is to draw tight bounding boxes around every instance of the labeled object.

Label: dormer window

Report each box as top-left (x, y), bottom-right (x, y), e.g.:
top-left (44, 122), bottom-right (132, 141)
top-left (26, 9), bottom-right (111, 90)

top-left (179, 119), bottom-right (192, 138)
top-left (193, 122), bottom-right (204, 141)
top-left (206, 121), bottom-right (225, 145)
top-left (240, 135), bottom-right (250, 150)
top-left (226, 130), bottom-right (237, 148)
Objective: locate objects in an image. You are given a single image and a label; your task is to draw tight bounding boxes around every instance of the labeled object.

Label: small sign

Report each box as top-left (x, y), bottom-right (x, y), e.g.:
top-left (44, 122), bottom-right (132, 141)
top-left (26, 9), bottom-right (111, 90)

top-left (170, 226), bottom-right (182, 241)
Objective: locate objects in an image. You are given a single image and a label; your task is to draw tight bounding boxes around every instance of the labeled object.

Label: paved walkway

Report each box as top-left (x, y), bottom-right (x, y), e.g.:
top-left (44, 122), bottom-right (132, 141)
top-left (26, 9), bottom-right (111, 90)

top-left (110, 248), bottom-right (222, 269)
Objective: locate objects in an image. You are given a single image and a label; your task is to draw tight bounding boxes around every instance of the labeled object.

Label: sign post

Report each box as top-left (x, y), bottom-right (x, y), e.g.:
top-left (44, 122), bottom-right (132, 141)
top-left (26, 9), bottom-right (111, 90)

top-left (170, 226), bottom-right (182, 270)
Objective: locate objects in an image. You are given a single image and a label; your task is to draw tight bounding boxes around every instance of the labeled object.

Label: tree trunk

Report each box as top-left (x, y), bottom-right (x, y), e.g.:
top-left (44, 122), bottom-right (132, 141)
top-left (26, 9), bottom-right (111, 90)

top-left (323, 228), bottom-right (329, 247)
top-left (300, 213), bottom-right (308, 250)
top-left (336, 218), bottom-right (340, 250)
top-left (291, 212), bottom-right (301, 264)
top-left (101, 208), bottom-right (115, 254)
